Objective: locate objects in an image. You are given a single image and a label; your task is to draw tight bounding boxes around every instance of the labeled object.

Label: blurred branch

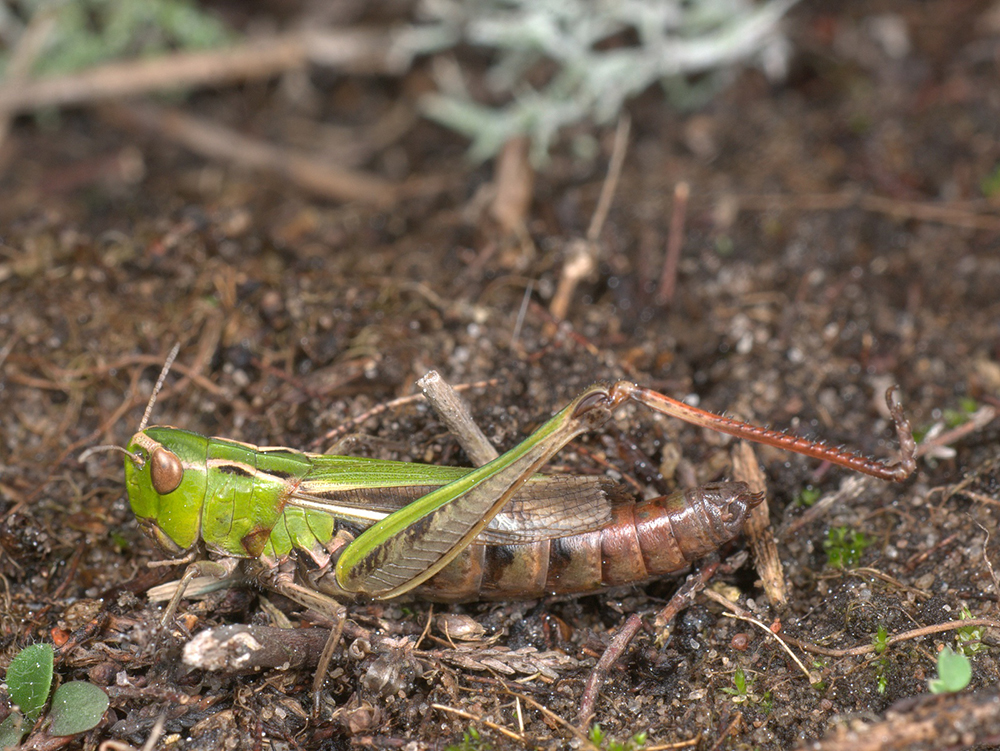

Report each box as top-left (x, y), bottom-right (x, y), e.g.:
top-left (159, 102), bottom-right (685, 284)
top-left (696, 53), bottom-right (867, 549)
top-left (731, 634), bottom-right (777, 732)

top-left (0, 29), bottom-right (405, 115)
top-left (102, 102), bottom-right (400, 207)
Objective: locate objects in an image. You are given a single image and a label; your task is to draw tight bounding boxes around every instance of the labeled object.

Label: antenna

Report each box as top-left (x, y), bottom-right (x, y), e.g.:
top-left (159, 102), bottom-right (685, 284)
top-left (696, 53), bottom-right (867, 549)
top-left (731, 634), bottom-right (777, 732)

top-left (78, 343), bottom-right (182, 467)
top-left (139, 342), bottom-right (180, 432)
top-left (79, 443), bottom-right (145, 466)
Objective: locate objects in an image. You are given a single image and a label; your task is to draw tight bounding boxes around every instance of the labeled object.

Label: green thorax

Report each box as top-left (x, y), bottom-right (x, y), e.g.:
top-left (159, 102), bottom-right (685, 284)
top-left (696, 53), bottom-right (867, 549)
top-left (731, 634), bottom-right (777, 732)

top-left (125, 427), bottom-right (314, 558)
top-left (124, 427), bottom-right (471, 562)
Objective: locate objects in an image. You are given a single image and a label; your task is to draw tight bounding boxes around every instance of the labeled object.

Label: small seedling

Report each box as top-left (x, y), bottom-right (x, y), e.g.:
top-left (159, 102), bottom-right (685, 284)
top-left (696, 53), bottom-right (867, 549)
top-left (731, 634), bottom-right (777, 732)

top-left (870, 624), bottom-right (891, 695)
top-left (445, 727), bottom-right (491, 751)
top-left (805, 660), bottom-right (828, 692)
top-left (956, 607), bottom-right (984, 657)
top-left (983, 165), bottom-right (1000, 198)
top-left (0, 643), bottom-right (109, 748)
top-left (913, 397), bottom-right (980, 443)
top-left (875, 665), bottom-right (888, 695)
top-left (928, 646), bottom-right (972, 694)
top-left (794, 486), bottom-right (821, 507)
top-left (720, 666), bottom-right (755, 703)
top-left (824, 527), bottom-right (870, 569)
top-left (872, 625), bottom-right (889, 654)
top-left (587, 724), bottom-right (648, 751)
top-left (946, 397), bottom-right (980, 426)
top-left (109, 529), bottom-right (131, 554)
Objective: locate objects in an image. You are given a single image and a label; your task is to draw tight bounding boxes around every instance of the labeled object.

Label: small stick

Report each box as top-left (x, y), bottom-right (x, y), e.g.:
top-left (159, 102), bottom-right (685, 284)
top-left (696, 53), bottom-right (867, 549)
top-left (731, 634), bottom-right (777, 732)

top-left (490, 135), bottom-right (534, 236)
top-left (781, 475), bottom-right (870, 538)
top-left (105, 103), bottom-right (398, 207)
top-left (0, 9), bottom-right (56, 148)
top-left (182, 625), bottom-right (333, 672)
top-left (510, 280), bottom-right (533, 349)
top-left (652, 557), bottom-right (722, 633)
top-left (0, 29), bottom-right (406, 115)
top-left (577, 560), bottom-right (719, 727)
top-left (315, 377), bottom-right (498, 448)
top-left (974, 522), bottom-right (1000, 611)
top-left (0, 333), bottom-right (17, 372)
top-left (11, 352), bottom-right (224, 396)
top-left (706, 713), bottom-right (743, 751)
top-left (431, 703), bottom-right (529, 746)
top-left (656, 181), bottom-right (690, 305)
top-left (732, 442), bottom-right (786, 606)
top-left (916, 405), bottom-right (997, 459)
top-left (777, 618), bottom-right (1000, 658)
top-left (549, 114), bottom-right (631, 322)
top-left (418, 371), bottom-right (499, 467)
top-left (313, 611), bottom-right (347, 716)
top-left (733, 190), bottom-right (1000, 232)
top-left (514, 693), bottom-right (595, 749)
top-left (586, 114), bottom-right (631, 245)
top-left (715, 613), bottom-right (816, 685)
top-left (702, 588), bottom-right (816, 682)
top-left (576, 613), bottom-right (644, 728)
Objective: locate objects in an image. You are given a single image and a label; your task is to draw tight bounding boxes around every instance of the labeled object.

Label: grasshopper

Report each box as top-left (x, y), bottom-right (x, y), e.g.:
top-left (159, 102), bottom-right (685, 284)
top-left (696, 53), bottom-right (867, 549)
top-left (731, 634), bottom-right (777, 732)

top-left (87, 352), bottom-right (916, 617)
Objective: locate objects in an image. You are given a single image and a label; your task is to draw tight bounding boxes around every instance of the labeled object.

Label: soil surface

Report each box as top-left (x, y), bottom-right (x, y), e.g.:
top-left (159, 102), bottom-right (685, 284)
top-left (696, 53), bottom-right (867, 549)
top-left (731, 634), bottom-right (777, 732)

top-left (2, 1), bottom-right (1000, 750)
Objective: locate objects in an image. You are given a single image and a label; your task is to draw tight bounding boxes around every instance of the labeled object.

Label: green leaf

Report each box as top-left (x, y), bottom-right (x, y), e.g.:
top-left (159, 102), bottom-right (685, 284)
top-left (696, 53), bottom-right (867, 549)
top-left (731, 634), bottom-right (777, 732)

top-left (928, 646), bottom-right (972, 694)
top-left (957, 606), bottom-right (984, 656)
top-left (795, 487), bottom-right (822, 507)
top-left (0, 712), bottom-right (26, 750)
top-left (5, 644), bottom-right (54, 722)
top-left (982, 163), bottom-right (1000, 198)
top-left (959, 397), bottom-right (979, 414)
top-left (589, 724), bottom-right (605, 745)
top-left (872, 625), bottom-right (889, 654)
top-left (47, 682), bottom-right (109, 736)
top-left (824, 527), bottom-right (869, 569)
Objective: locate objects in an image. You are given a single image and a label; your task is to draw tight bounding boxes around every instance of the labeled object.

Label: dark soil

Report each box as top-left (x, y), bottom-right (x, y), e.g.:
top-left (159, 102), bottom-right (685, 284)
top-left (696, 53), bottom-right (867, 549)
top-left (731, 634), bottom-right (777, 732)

top-left (2, 1), bottom-right (1000, 749)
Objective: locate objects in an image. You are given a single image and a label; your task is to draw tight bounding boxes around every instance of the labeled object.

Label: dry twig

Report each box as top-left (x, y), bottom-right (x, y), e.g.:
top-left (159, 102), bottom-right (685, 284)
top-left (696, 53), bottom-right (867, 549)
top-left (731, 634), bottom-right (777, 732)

top-left (655, 181), bottom-right (690, 305)
top-left (0, 29), bottom-right (404, 115)
top-left (732, 441), bottom-right (787, 605)
top-left (549, 114), bottom-right (631, 321)
top-left (432, 703), bottom-right (528, 746)
top-left (315, 377), bottom-right (498, 448)
top-left (103, 103), bottom-right (398, 207)
top-left (732, 191), bottom-right (1000, 232)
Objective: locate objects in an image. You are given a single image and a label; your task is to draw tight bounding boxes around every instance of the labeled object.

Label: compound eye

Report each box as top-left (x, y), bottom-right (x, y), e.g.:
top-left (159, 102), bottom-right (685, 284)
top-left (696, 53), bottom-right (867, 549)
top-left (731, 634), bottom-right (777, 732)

top-left (149, 448), bottom-right (183, 495)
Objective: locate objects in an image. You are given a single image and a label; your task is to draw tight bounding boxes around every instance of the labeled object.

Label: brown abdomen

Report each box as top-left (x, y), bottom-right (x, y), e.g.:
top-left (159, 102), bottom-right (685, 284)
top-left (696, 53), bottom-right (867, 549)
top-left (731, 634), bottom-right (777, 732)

top-left (414, 482), bottom-right (761, 602)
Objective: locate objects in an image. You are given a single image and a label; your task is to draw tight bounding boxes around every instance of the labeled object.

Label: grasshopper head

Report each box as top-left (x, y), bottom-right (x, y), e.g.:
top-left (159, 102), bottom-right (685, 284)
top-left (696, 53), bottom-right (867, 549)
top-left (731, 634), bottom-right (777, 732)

top-left (123, 427), bottom-right (209, 557)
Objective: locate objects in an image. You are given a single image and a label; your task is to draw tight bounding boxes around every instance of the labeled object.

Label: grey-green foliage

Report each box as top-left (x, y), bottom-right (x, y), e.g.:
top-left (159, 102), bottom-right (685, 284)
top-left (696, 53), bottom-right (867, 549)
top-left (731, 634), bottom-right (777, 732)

top-left (0, 0), bottom-right (232, 77)
top-left (0, 643), bottom-right (109, 747)
top-left (1, 0), bottom-right (798, 162)
top-left (409, 0), bottom-right (800, 161)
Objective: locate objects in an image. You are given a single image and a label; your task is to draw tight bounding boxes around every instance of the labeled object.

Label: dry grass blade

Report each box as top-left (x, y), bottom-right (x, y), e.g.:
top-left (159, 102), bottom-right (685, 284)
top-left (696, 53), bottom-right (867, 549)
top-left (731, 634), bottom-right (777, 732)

top-left (431, 703), bottom-right (529, 746)
top-left (703, 589), bottom-right (817, 684)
